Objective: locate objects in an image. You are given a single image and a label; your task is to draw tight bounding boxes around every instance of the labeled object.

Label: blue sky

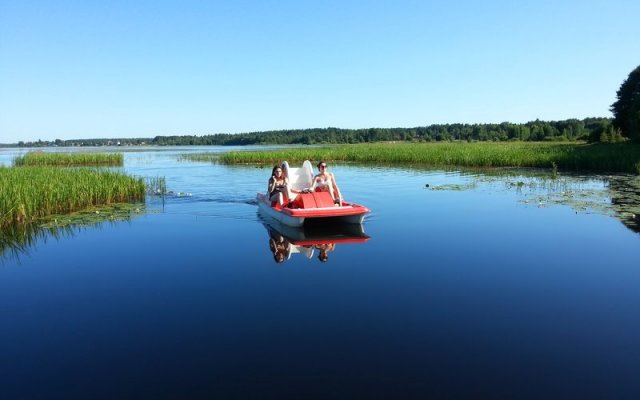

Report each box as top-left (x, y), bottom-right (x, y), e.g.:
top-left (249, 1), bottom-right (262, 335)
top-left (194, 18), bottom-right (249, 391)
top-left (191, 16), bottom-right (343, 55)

top-left (1, 0), bottom-right (639, 142)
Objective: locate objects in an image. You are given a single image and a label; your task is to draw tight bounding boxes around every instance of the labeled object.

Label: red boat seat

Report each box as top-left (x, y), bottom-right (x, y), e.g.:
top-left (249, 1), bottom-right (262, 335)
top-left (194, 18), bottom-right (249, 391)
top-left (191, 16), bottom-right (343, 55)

top-left (295, 192), bottom-right (335, 208)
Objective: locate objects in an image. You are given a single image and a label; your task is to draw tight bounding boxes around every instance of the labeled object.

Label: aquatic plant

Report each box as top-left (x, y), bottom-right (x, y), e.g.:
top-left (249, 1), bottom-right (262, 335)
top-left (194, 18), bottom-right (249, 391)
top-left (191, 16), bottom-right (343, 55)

top-left (178, 153), bottom-right (221, 163)
top-left (0, 167), bottom-right (145, 229)
top-left (13, 151), bottom-right (123, 167)
top-left (145, 176), bottom-right (167, 195)
top-left (217, 142), bottom-right (640, 174)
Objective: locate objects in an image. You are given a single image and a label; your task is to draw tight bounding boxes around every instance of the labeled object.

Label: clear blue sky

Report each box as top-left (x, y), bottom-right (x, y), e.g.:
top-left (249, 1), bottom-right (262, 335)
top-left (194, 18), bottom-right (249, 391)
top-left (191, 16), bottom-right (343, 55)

top-left (1, 0), bottom-right (639, 143)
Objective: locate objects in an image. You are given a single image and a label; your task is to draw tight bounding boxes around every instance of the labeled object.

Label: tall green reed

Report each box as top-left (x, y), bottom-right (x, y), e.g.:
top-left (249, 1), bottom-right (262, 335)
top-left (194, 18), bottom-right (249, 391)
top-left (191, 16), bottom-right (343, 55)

top-left (217, 142), bottom-right (640, 173)
top-left (0, 166), bottom-right (145, 229)
top-left (13, 151), bottom-right (123, 167)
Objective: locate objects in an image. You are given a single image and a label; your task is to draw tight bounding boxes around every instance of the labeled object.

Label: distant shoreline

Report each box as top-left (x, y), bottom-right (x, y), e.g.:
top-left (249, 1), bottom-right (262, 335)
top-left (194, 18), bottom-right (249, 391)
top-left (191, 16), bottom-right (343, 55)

top-left (1, 117), bottom-right (622, 147)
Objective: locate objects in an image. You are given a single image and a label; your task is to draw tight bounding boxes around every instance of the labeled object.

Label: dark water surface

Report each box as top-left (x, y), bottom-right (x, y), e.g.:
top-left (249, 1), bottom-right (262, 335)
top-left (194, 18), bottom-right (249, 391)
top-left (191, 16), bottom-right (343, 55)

top-left (1, 147), bottom-right (639, 399)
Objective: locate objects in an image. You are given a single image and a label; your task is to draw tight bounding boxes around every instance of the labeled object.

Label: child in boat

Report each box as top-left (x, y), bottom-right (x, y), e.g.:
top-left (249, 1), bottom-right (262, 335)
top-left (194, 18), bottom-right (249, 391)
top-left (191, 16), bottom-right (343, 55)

top-left (311, 161), bottom-right (343, 206)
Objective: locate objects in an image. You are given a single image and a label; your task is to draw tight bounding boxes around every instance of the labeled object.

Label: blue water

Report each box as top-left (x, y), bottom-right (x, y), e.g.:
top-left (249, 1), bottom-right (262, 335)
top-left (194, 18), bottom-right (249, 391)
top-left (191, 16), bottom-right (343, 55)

top-left (1, 147), bottom-right (639, 399)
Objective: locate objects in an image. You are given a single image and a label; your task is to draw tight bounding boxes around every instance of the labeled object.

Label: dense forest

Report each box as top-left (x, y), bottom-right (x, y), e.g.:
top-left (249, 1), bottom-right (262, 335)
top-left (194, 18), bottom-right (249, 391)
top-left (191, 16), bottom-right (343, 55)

top-left (3, 117), bottom-right (625, 148)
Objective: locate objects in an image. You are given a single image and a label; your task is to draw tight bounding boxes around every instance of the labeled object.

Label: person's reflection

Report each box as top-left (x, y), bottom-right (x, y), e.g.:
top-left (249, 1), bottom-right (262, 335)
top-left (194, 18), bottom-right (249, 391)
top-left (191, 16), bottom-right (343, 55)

top-left (315, 242), bottom-right (336, 263)
top-left (269, 230), bottom-right (291, 263)
top-left (264, 222), bottom-right (369, 264)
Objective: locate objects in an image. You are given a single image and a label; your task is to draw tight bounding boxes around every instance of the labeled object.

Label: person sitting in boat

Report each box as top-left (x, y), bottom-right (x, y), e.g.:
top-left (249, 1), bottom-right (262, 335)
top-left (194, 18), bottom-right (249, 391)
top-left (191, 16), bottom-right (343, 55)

top-left (311, 161), bottom-right (343, 206)
top-left (268, 165), bottom-right (292, 207)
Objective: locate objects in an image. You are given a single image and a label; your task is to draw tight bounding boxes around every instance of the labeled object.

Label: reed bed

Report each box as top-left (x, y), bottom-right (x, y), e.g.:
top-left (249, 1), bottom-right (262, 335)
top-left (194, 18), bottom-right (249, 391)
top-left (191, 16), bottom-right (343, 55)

top-left (0, 166), bottom-right (145, 229)
top-left (218, 142), bottom-right (640, 174)
top-left (145, 176), bottom-right (167, 195)
top-left (179, 153), bottom-right (222, 163)
top-left (13, 151), bottom-right (123, 167)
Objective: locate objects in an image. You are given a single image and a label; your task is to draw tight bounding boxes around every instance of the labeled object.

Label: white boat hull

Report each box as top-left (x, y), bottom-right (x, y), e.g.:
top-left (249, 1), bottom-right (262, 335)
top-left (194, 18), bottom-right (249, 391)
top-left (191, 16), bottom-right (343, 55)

top-left (257, 193), bottom-right (369, 228)
top-left (258, 197), bottom-right (306, 227)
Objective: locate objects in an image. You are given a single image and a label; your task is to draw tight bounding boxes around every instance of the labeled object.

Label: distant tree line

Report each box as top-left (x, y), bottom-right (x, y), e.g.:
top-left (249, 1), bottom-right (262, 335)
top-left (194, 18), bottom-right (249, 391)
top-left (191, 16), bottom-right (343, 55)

top-left (3, 65), bottom-right (638, 148)
top-left (3, 117), bottom-right (628, 148)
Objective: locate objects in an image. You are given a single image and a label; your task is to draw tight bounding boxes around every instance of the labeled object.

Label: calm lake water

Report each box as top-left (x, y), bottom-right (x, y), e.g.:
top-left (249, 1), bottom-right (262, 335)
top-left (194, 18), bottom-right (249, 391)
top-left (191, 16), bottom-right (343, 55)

top-left (1, 146), bottom-right (640, 399)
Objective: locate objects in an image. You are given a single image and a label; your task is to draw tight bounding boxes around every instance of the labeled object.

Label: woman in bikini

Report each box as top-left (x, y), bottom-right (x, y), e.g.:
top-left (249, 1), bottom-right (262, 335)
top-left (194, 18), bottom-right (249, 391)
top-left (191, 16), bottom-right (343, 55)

top-left (311, 161), bottom-right (342, 206)
top-left (267, 165), bottom-right (292, 207)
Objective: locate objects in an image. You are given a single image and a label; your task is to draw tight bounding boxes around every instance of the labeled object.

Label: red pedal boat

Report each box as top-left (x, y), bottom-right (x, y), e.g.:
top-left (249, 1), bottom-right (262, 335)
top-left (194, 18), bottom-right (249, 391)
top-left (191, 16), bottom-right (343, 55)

top-left (257, 160), bottom-right (371, 227)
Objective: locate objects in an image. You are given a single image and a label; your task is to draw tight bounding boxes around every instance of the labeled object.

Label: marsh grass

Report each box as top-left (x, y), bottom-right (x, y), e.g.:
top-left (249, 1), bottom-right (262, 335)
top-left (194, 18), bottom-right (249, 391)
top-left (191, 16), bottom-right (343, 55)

top-left (217, 142), bottom-right (640, 174)
top-left (13, 151), bottom-right (123, 167)
top-left (0, 166), bottom-right (145, 229)
top-left (179, 153), bottom-right (222, 163)
top-left (145, 176), bottom-right (167, 195)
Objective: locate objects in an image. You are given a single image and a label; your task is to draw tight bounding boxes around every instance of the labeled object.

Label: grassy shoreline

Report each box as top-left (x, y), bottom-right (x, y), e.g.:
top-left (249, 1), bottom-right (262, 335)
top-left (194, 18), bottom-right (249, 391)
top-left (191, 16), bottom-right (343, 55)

top-left (192, 142), bottom-right (640, 174)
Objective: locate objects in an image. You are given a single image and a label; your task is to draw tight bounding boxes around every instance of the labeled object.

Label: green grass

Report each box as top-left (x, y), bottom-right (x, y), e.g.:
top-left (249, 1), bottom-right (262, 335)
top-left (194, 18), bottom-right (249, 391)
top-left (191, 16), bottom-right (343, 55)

top-left (214, 142), bottom-right (640, 174)
top-left (0, 166), bottom-right (145, 229)
top-left (13, 151), bottom-right (123, 167)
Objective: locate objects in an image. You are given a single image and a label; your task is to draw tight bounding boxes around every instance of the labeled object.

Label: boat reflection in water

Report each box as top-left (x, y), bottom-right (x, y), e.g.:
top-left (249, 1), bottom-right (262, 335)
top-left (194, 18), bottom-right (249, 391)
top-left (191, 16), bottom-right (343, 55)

top-left (262, 218), bottom-right (370, 263)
